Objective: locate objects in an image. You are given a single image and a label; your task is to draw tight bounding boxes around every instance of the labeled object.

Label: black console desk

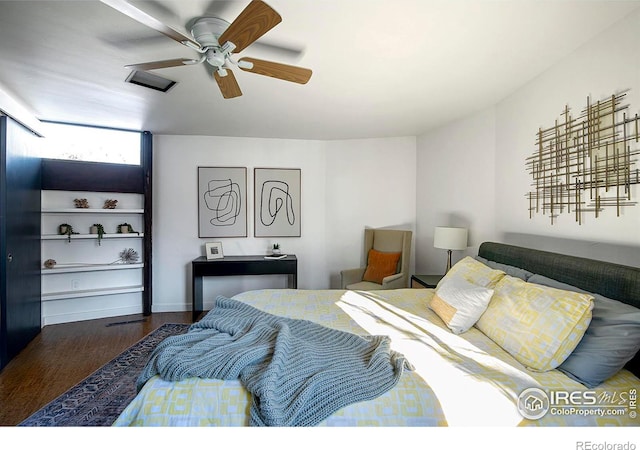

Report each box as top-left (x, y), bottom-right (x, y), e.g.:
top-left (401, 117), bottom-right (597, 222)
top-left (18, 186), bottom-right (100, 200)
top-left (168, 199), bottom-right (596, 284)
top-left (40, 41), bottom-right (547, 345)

top-left (191, 255), bottom-right (298, 321)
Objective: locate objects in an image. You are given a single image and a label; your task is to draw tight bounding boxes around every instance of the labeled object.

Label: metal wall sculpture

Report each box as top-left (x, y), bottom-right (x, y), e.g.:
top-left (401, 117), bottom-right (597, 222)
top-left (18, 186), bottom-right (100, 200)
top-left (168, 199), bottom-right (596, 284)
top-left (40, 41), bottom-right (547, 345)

top-left (527, 92), bottom-right (640, 224)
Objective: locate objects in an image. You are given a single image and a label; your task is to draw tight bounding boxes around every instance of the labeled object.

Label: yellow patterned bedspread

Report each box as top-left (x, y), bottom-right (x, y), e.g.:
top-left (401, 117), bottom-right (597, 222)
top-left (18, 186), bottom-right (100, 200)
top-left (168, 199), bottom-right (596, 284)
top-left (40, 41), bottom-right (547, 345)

top-left (114, 289), bottom-right (640, 426)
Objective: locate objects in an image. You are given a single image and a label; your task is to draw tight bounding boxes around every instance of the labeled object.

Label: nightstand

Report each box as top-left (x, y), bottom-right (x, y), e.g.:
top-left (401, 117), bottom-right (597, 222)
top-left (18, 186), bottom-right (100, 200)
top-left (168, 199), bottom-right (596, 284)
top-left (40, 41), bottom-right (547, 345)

top-left (411, 274), bottom-right (444, 289)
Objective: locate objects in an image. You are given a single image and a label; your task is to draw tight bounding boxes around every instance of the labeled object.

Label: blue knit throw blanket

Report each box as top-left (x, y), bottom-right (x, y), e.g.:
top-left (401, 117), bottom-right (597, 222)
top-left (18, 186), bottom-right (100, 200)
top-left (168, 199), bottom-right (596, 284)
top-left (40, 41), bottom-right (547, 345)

top-left (137, 296), bottom-right (412, 426)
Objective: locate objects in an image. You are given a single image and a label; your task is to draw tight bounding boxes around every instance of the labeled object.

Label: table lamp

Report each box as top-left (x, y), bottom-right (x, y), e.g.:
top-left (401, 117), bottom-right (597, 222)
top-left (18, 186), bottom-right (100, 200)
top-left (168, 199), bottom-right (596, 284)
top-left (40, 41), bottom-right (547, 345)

top-left (434, 227), bottom-right (468, 273)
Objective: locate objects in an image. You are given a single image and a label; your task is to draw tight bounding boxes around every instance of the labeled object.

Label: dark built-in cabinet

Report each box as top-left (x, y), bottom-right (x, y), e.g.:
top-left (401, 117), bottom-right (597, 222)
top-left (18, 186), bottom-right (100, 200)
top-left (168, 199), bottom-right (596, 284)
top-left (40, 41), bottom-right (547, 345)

top-left (1, 119), bottom-right (153, 371)
top-left (0, 116), bottom-right (42, 371)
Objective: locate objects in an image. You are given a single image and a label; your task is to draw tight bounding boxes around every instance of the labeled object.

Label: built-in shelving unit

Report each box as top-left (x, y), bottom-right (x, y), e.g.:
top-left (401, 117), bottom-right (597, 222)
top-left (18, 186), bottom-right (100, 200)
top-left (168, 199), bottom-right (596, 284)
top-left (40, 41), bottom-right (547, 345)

top-left (40, 191), bottom-right (146, 323)
top-left (40, 137), bottom-right (153, 325)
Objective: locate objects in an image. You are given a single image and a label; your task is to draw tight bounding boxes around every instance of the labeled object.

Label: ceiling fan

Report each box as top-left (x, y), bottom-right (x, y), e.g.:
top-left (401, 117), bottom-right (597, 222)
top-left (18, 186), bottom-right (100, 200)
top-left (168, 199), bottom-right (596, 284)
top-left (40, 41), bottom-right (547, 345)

top-left (101, 0), bottom-right (312, 99)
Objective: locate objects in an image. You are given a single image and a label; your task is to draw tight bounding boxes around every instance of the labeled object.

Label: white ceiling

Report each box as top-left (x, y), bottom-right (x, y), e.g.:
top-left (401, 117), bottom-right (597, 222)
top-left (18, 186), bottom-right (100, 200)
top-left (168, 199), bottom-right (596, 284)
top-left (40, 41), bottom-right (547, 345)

top-left (0, 0), bottom-right (638, 140)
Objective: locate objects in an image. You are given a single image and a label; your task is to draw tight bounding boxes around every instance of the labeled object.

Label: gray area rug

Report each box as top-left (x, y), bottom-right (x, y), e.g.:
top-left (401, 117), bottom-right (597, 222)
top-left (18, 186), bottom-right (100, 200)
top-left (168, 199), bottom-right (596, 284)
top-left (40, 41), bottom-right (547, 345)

top-left (18, 323), bottom-right (190, 426)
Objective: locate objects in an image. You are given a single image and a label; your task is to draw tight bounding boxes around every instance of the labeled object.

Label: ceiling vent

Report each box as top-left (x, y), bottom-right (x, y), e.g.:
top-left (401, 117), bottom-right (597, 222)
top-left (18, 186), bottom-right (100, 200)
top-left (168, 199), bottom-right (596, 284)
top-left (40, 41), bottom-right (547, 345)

top-left (125, 70), bottom-right (177, 93)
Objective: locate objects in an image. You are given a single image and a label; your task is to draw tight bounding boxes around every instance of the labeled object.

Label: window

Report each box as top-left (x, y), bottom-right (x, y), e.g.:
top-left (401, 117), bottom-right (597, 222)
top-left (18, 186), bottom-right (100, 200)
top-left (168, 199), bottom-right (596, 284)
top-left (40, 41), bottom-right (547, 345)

top-left (39, 122), bottom-right (141, 165)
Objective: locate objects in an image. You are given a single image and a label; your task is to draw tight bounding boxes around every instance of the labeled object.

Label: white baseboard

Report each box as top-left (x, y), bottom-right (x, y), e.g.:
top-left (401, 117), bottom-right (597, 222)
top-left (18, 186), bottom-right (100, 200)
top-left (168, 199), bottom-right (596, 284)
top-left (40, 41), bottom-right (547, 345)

top-left (151, 302), bottom-right (190, 313)
top-left (42, 305), bottom-right (143, 326)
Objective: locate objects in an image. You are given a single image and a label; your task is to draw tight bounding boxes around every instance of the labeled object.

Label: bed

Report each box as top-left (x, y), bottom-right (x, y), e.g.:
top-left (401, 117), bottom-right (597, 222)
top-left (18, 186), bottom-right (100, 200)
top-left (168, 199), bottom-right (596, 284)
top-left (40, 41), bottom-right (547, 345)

top-left (114, 242), bottom-right (640, 427)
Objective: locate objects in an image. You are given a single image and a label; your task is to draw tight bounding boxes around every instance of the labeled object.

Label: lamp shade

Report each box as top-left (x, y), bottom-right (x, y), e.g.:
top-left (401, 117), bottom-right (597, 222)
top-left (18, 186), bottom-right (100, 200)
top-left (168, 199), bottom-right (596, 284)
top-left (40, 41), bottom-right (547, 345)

top-left (433, 227), bottom-right (467, 250)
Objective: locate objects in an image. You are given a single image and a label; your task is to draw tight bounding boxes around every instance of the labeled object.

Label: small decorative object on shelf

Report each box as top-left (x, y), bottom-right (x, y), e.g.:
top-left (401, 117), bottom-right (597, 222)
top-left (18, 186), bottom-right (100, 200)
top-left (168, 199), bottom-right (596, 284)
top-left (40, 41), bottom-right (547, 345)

top-left (90, 223), bottom-right (106, 245)
top-left (117, 223), bottom-right (139, 235)
top-left (58, 223), bottom-right (78, 242)
top-left (118, 248), bottom-right (139, 264)
top-left (103, 199), bottom-right (118, 209)
top-left (74, 198), bottom-right (89, 208)
top-left (265, 243), bottom-right (286, 259)
top-left (43, 259), bottom-right (57, 269)
top-left (205, 242), bottom-right (224, 260)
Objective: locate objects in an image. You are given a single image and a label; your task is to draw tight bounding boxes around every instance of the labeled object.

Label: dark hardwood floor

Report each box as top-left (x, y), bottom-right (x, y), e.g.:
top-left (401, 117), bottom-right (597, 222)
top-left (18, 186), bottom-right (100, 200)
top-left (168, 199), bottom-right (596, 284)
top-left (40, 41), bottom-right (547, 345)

top-left (0, 311), bottom-right (192, 426)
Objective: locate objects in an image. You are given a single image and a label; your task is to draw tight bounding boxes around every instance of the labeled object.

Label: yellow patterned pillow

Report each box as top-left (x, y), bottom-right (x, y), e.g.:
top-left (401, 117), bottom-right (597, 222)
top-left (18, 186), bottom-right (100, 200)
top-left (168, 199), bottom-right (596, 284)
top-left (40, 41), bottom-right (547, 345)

top-left (436, 256), bottom-right (506, 290)
top-left (475, 275), bottom-right (594, 372)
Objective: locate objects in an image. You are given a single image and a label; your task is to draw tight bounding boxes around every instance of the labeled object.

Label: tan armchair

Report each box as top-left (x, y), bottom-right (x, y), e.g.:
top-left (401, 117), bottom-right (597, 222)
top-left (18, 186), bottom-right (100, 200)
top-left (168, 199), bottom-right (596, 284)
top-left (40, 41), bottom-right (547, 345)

top-left (340, 228), bottom-right (412, 290)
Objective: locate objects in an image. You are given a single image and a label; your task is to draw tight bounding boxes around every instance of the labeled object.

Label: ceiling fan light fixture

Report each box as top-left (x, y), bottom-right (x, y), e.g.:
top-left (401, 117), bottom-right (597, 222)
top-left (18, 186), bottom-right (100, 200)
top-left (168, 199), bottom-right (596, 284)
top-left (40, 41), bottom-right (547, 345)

top-left (205, 48), bottom-right (226, 67)
top-left (125, 70), bottom-right (177, 93)
top-left (190, 17), bottom-right (230, 48)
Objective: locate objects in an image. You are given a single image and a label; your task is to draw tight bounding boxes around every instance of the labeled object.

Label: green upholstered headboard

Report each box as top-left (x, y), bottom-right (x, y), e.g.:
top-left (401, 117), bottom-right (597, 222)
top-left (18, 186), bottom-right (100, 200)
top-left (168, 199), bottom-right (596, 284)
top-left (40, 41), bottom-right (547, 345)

top-left (477, 241), bottom-right (640, 376)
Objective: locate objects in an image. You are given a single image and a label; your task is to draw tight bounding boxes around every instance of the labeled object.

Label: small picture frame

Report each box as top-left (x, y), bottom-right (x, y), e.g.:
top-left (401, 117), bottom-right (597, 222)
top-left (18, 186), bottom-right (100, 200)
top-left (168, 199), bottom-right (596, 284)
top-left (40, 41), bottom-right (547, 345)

top-left (205, 242), bottom-right (224, 260)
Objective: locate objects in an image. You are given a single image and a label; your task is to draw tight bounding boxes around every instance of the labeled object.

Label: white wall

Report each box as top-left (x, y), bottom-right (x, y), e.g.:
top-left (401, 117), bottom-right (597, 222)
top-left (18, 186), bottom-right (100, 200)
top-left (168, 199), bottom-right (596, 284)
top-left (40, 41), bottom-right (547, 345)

top-left (415, 108), bottom-right (497, 275)
top-left (416, 8), bottom-right (640, 270)
top-left (324, 137), bottom-right (417, 287)
top-left (494, 7), bottom-right (640, 265)
top-left (152, 135), bottom-right (416, 312)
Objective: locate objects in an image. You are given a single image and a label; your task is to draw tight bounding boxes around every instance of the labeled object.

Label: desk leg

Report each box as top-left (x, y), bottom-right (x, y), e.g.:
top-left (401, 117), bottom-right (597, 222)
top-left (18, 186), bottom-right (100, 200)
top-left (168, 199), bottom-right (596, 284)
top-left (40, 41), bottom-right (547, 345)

top-left (192, 274), bottom-right (203, 322)
top-left (288, 273), bottom-right (297, 289)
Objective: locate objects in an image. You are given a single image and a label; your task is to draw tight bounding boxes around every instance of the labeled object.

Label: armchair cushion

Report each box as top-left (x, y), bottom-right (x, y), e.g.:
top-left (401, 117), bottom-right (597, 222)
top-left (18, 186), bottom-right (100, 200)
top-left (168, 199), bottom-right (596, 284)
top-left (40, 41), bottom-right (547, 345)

top-left (362, 249), bottom-right (401, 284)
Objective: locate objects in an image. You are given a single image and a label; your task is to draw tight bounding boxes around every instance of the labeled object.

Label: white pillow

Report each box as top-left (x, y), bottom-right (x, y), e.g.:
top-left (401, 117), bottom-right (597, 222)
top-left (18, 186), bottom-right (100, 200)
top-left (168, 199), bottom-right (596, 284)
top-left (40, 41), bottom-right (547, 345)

top-left (429, 276), bottom-right (494, 334)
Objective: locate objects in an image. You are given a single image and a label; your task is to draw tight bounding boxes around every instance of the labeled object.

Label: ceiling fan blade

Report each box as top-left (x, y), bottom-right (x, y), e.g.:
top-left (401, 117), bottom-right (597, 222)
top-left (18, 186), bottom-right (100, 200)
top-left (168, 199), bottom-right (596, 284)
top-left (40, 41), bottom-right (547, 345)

top-left (218, 0), bottom-right (282, 54)
top-left (125, 58), bottom-right (199, 71)
top-left (100, 0), bottom-right (202, 50)
top-left (214, 69), bottom-right (243, 99)
top-left (238, 57), bottom-right (312, 84)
